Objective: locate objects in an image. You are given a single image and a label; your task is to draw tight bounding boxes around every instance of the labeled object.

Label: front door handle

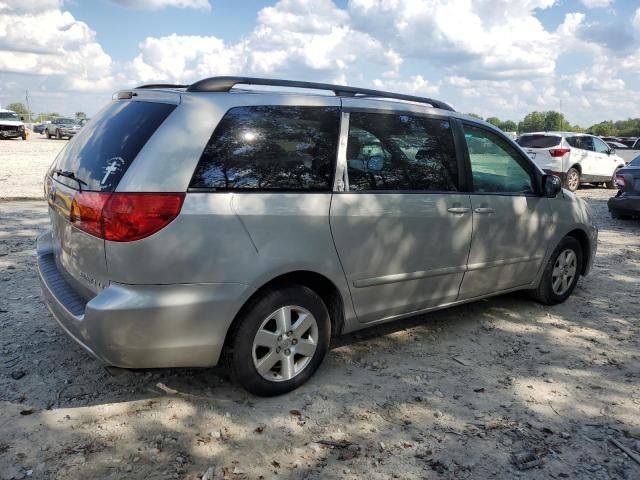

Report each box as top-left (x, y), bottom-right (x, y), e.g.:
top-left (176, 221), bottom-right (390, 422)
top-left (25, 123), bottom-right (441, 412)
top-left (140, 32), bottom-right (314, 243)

top-left (474, 207), bottom-right (495, 214)
top-left (447, 206), bottom-right (470, 214)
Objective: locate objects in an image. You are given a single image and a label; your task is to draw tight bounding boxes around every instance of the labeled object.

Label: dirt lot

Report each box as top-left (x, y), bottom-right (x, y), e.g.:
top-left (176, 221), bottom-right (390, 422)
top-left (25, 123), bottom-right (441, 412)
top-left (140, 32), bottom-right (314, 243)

top-left (0, 136), bottom-right (65, 200)
top-left (1, 138), bottom-right (639, 480)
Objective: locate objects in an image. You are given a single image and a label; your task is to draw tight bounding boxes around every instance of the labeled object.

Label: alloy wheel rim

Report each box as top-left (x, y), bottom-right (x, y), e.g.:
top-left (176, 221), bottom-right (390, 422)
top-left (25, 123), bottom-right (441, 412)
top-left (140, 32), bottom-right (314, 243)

top-left (568, 171), bottom-right (579, 191)
top-left (252, 305), bottom-right (319, 382)
top-left (551, 249), bottom-right (577, 295)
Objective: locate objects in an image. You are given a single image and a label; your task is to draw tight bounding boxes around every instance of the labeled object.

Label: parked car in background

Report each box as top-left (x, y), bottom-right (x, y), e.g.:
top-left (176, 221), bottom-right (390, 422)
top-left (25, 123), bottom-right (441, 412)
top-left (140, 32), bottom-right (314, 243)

top-left (0, 108), bottom-right (27, 140)
top-left (620, 138), bottom-right (638, 148)
top-left (38, 76), bottom-right (598, 396)
top-left (517, 132), bottom-right (626, 191)
top-left (33, 121), bottom-right (51, 134)
top-left (609, 154), bottom-right (640, 219)
top-left (606, 141), bottom-right (630, 150)
top-left (45, 117), bottom-right (81, 139)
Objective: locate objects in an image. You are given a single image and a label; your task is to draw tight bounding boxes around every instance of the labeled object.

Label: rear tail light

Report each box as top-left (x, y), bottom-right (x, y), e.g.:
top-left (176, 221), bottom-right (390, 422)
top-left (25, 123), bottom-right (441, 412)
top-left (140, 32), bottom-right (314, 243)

top-left (615, 175), bottom-right (626, 189)
top-left (70, 192), bottom-right (110, 238)
top-left (549, 148), bottom-right (570, 157)
top-left (69, 192), bottom-right (185, 242)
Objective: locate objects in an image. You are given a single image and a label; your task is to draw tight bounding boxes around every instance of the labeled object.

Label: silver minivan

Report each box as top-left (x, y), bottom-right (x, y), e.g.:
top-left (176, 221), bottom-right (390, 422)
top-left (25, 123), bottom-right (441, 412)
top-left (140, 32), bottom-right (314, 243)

top-left (38, 77), bottom-right (597, 396)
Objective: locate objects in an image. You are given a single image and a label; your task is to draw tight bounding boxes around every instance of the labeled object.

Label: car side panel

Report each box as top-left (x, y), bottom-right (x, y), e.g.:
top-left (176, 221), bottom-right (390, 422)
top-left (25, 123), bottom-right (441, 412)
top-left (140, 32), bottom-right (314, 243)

top-left (104, 192), bottom-right (358, 327)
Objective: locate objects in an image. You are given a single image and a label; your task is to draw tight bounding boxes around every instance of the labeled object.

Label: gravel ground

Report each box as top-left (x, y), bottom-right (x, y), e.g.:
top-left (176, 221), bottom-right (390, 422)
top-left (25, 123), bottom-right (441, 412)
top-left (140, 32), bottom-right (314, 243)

top-left (0, 139), bottom-right (639, 480)
top-left (0, 136), bottom-right (65, 200)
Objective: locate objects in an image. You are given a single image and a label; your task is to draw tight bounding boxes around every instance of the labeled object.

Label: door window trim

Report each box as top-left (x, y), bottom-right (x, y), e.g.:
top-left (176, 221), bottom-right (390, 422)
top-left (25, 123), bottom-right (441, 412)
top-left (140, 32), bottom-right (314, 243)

top-left (336, 108), bottom-right (469, 194)
top-left (455, 119), bottom-right (543, 196)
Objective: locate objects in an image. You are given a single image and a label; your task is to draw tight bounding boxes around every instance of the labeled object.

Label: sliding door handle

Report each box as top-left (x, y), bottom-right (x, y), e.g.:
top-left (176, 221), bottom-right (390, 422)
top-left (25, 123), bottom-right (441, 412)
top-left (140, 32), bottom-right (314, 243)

top-left (447, 206), bottom-right (470, 214)
top-left (474, 207), bottom-right (495, 214)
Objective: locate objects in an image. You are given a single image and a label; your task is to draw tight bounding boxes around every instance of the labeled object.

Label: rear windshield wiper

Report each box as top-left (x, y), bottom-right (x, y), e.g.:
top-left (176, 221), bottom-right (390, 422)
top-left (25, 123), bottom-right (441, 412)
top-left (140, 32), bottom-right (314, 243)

top-left (52, 168), bottom-right (88, 191)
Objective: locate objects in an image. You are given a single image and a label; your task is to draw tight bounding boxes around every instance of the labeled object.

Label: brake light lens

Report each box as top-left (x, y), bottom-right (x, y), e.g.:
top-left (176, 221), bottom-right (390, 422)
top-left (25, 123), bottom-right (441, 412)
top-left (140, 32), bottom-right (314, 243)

top-left (549, 148), bottom-right (570, 157)
top-left (70, 192), bottom-right (110, 238)
top-left (69, 192), bottom-right (185, 242)
top-left (615, 175), bottom-right (626, 189)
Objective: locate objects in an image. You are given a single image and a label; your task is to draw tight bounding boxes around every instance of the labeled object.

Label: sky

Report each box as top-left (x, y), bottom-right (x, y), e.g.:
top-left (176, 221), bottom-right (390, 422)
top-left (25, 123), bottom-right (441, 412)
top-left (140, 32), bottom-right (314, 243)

top-left (0, 0), bottom-right (638, 126)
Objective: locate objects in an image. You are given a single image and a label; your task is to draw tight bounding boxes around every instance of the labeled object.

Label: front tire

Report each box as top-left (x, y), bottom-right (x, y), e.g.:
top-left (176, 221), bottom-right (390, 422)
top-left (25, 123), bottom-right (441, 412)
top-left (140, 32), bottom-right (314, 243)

top-left (46, 129), bottom-right (52, 139)
top-left (565, 168), bottom-right (580, 192)
top-left (226, 285), bottom-right (331, 396)
top-left (530, 236), bottom-right (583, 305)
top-left (56, 129), bottom-right (62, 140)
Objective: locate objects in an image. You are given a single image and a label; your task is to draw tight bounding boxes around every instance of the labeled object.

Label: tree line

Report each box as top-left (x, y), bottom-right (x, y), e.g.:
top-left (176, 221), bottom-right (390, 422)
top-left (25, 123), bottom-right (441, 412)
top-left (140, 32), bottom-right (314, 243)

top-left (469, 110), bottom-right (640, 137)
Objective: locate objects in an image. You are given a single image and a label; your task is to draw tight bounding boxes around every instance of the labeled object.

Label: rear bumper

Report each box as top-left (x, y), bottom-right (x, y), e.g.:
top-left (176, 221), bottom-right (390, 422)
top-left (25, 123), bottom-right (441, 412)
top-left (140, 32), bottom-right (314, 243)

top-left (608, 194), bottom-right (640, 216)
top-left (37, 230), bottom-right (253, 368)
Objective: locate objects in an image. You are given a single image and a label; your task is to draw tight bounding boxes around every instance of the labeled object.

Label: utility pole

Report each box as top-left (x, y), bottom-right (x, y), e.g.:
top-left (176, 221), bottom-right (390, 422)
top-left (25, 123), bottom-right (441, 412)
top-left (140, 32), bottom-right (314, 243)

top-left (560, 98), bottom-right (563, 131)
top-left (25, 90), bottom-right (32, 124)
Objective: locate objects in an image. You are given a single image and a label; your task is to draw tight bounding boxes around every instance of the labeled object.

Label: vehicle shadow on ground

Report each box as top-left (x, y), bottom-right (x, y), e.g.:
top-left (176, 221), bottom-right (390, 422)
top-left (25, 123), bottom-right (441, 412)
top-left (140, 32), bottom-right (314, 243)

top-left (1, 196), bottom-right (639, 479)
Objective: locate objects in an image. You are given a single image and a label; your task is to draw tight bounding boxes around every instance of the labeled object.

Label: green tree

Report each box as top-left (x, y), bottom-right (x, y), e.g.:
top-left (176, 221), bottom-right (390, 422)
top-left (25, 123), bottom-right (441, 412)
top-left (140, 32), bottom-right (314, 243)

top-left (485, 117), bottom-right (501, 128)
top-left (6, 102), bottom-right (31, 120)
top-left (590, 122), bottom-right (612, 136)
top-left (520, 111), bottom-right (546, 133)
top-left (543, 111), bottom-right (565, 131)
top-left (75, 111), bottom-right (87, 120)
top-left (501, 120), bottom-right (517, 132)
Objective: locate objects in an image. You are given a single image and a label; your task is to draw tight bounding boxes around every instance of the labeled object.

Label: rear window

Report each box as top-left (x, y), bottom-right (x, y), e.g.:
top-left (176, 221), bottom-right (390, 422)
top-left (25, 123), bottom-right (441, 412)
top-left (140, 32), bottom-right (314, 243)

top-left (516, 135), bottom-right (561, 148)
top-left (190, 106), bottom-right (340, 191)
top-left (50, 101), bottom-right (176, 192)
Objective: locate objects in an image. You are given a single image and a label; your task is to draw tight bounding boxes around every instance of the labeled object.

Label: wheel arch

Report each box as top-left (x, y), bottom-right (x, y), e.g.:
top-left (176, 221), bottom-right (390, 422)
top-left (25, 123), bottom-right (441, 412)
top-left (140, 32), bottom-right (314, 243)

top-left (566, 228), bottom-right (590, 275)
top-left (222, 270), bottom-right (346, 355)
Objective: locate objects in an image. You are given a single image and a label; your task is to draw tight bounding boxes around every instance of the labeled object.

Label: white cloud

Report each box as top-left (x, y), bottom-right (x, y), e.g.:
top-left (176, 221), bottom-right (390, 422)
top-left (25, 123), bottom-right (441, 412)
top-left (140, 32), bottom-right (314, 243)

top-left (0, 0), bottom-right (62, 14)
top-left (348, 0), bottom-right (563, 80)
top-left (0, 9), bottom-right (113, 90)
top-left (579, 0), bottom-right (613, 8)
top-left (110, 0), bottom-right (211, 10)
top-left (372, 75), bottom-right (440, 96)
top-left (633, 8), bottom-right (640, 31)
top-left (0, 0), bottom-right (638, 127)
top-left (125, 0), bottom-right (401, 85)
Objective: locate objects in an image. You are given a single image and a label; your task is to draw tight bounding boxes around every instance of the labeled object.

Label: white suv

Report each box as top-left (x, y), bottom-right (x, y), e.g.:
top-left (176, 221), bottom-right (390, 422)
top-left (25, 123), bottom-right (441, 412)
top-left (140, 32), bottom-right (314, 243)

top-left (517, 132), bottom-right (626, 191)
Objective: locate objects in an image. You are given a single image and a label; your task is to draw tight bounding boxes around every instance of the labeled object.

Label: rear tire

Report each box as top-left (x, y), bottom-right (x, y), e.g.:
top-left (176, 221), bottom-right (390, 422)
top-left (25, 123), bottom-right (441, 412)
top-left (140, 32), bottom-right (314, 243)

top-left (46, 129), bottom-right (51, 139)
top-left (605, 168), bottom-right (620, 189)
top-left (530, 236), bottom-right (583, 305)
top-left (565, 168), bottom-right (580, 192)
top-left (56, 129), bottom-right (62, 140)
top-left (225, 285), bottom-right (331, 396)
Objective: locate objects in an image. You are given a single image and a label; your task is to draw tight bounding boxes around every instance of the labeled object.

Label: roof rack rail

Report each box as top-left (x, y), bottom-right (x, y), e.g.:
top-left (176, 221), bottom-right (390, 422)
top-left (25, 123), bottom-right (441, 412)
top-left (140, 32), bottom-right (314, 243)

top-left (185, 76), bottom-right (455, 112)
top-left (135, 83), bottom-right (189, 89)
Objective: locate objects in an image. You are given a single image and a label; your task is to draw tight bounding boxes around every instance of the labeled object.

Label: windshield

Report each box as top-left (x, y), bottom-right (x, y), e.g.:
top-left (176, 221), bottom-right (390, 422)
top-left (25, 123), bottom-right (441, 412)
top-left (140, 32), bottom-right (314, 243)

top-left (516, 135), bottom-right (562, 148)
top-left (0, 112), bottom-right (20, 120)
top-left (58, 118), bottom-right (76, 124)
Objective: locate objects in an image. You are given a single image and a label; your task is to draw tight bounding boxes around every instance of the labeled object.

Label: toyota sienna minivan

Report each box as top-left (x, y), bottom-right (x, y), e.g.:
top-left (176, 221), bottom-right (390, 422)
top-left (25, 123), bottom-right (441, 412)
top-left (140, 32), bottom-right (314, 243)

top-left (38, 77), bottom-right (597, 396)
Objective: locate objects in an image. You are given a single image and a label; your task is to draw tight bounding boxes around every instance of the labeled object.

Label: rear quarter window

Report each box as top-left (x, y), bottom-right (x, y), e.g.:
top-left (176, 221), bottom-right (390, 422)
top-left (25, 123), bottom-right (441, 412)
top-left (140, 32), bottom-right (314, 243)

top-left (190, 106), bottom-right (340, 191)
top-left (50, 101), bottom-right (176, 192)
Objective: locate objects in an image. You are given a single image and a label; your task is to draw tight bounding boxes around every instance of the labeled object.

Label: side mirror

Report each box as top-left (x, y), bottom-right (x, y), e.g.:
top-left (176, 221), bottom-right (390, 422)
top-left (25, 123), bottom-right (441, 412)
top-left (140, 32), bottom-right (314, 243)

top-left (543, 174), bottom-right (562, 198)
top-left (367, 156), bottom-right (384, 172)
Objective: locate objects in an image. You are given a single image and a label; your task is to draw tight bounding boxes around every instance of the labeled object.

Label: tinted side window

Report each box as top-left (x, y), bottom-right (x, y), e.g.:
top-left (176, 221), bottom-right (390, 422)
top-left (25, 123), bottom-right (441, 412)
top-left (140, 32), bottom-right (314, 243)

top-left (346, 112), bottom-right (459, 192)
top-left (593, 138), bottom-right (609, 154)
top-left (464, 125), bottom-right (535, 194)
top-left (191, 106), bottom-right (340, 191)
top-left (567, 136), bottom-right (594, 151)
